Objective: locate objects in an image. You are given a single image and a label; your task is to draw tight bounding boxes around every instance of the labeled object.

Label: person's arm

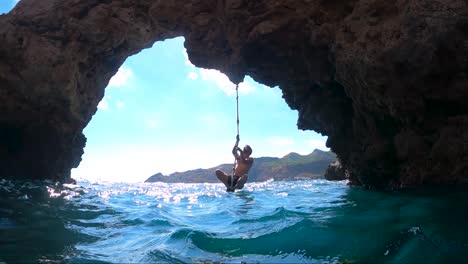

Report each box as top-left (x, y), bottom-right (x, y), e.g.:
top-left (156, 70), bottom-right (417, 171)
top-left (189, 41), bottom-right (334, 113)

top-left (232, 136), bottom-right (241, 159)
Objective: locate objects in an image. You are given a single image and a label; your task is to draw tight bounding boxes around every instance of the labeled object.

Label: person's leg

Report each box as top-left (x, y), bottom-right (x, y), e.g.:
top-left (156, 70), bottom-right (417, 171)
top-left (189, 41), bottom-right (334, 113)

top-left (234, 175), bottom-right (248, 190)
top-left (216, 169), bottom-right (231, 189)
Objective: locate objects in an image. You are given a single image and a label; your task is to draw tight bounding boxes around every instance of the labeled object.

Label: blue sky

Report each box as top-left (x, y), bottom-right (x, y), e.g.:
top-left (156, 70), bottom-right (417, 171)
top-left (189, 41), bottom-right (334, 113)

top-left (0, 0), bottom-right (17, 14)
top-left (2, 1), bottom-right (328, 182)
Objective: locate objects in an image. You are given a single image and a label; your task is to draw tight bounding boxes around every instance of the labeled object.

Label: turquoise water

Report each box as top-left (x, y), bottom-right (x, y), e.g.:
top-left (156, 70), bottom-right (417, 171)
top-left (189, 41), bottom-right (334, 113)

top-left (0, 179), bottom-right (467, 263)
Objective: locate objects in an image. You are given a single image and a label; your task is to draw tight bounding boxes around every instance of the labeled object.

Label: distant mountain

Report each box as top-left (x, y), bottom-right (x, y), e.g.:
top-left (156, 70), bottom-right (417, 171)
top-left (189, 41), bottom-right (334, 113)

top-left (145, 149), bottom-right (336, 183)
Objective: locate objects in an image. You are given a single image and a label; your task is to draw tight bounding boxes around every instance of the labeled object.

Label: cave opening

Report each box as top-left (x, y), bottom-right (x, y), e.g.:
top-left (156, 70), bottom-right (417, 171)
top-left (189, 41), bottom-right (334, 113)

top-left (71, 37), bottom-right (329, 182)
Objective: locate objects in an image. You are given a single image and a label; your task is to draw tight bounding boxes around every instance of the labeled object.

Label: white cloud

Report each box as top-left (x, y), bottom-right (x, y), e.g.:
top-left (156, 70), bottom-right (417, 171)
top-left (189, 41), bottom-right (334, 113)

top-left (72, 148), bottom-right (163, 183)
top-left (267, 136), bottom-right (295, 146)
top-left (72, 143), bottom-right (233, 183)
top-left (97, 97), bottom-right (110, 111)
top-left (108, 66), bottom-right (133, 88)
top-left (116, 101), bottom-right (124, 108)
top-left (255, 136), bottom-right (329, 158)
top-left (145, 119), bottom-right (159, 128)
top-left (187, 71), bottom-right (198, 80)
top-left (238, 81), bottom-right (255, 94)
top-left (199, 68), bottom-right (254, 96)
top-left (143, 112), bottom-right (164, 129)
top-left (183, 49), bottom-right (255, 95)
top-left (200, 68), bottom-right (234, 95)
top-left (307, 139), bottom-right (329, 151)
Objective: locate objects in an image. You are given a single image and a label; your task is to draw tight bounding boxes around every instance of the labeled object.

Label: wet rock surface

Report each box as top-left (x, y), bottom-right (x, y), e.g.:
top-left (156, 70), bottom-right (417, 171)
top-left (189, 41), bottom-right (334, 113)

top-left (324, 160), bottom-right (347, 181)
top-left (0, 0), bottom-right (467, 188)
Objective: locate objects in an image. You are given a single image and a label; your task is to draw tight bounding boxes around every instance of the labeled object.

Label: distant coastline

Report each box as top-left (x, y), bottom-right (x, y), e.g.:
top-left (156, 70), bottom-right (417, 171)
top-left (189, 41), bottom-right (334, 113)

top-left (145, 149), bottom-right (336, 183)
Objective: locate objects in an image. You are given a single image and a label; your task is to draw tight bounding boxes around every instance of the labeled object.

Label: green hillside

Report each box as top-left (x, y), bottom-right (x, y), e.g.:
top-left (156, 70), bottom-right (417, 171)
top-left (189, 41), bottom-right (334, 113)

top-left (145, 149), bottom-right (336, 183)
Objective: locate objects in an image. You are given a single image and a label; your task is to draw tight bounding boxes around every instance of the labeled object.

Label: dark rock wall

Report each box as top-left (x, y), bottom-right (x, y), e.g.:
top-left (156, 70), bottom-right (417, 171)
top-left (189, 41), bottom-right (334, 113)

top-left (333, 0), bottom-right (468, 188)
top-left (324, 160), bottom-right (347, 181)
top-left (0, 0), bottom-right (467, 188)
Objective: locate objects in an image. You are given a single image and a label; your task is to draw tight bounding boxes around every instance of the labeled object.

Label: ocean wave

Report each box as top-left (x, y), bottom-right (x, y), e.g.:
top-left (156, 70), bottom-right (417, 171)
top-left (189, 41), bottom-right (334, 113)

top-left (1, 179), bottom-right (468, 263)
top-left (233, 206), bottom-right (309, 224)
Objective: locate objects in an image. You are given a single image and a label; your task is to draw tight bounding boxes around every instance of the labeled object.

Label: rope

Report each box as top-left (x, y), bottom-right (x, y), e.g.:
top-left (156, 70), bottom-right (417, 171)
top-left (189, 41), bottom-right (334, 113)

top-left (236, 83), bottom-right (240, 138)
top-left (230, 84), bottom-right (240, 189)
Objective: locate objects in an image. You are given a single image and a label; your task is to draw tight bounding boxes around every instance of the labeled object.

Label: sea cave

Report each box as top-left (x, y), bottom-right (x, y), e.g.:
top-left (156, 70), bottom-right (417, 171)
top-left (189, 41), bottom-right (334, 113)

top-left (0, 0), bottom-right (467, 189)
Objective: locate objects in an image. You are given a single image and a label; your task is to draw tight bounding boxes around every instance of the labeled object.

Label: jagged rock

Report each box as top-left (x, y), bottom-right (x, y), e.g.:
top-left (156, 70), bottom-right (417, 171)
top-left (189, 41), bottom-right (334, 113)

top-left (324, 160), bottom-right (347, 181)
top-left (0, 0), bottom-right (467, 189)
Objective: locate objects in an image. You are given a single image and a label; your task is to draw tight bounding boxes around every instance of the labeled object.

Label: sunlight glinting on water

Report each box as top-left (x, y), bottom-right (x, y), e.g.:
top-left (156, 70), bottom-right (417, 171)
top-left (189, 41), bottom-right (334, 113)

top-left (1, 179), bottom-right (467, 263)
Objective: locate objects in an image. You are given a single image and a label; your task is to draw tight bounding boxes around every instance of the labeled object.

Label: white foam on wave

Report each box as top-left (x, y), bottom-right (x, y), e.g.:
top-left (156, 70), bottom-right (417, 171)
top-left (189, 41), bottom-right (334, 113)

top-left (408, 226), bottom-right (421, 235)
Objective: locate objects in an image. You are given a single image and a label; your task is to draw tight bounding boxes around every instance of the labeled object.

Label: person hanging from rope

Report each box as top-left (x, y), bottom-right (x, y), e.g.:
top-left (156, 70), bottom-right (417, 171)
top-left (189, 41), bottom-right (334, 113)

top-left (215, 83), bottom-right (254, 192)
top-left (215, 135), bottom-right (253, 192)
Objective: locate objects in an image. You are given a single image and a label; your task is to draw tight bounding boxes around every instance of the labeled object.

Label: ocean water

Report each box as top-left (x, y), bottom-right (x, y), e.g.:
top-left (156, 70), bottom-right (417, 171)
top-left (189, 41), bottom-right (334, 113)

top-left (0, 179), bottom-right (467, 263)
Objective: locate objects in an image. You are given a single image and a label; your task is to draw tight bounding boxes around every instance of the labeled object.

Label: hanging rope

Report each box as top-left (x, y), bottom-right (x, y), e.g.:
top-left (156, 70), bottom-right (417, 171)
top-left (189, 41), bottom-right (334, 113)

top-left (231, 83), bottom-right (240, 189)
top-left (236, 83), bottom-right (240, 139)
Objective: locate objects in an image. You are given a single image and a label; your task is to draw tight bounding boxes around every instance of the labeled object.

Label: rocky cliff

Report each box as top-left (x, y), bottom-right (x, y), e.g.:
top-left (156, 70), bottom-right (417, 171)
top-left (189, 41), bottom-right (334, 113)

top-left (0, 0), bottom-right (467, 188)
top-left (145, 150), bottom-right (336, 183)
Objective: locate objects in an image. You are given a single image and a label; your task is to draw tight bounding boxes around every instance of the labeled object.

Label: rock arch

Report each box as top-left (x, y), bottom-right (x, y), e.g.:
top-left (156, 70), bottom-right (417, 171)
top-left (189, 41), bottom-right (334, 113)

top-left (0, 0), bottom-right (467, 188)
